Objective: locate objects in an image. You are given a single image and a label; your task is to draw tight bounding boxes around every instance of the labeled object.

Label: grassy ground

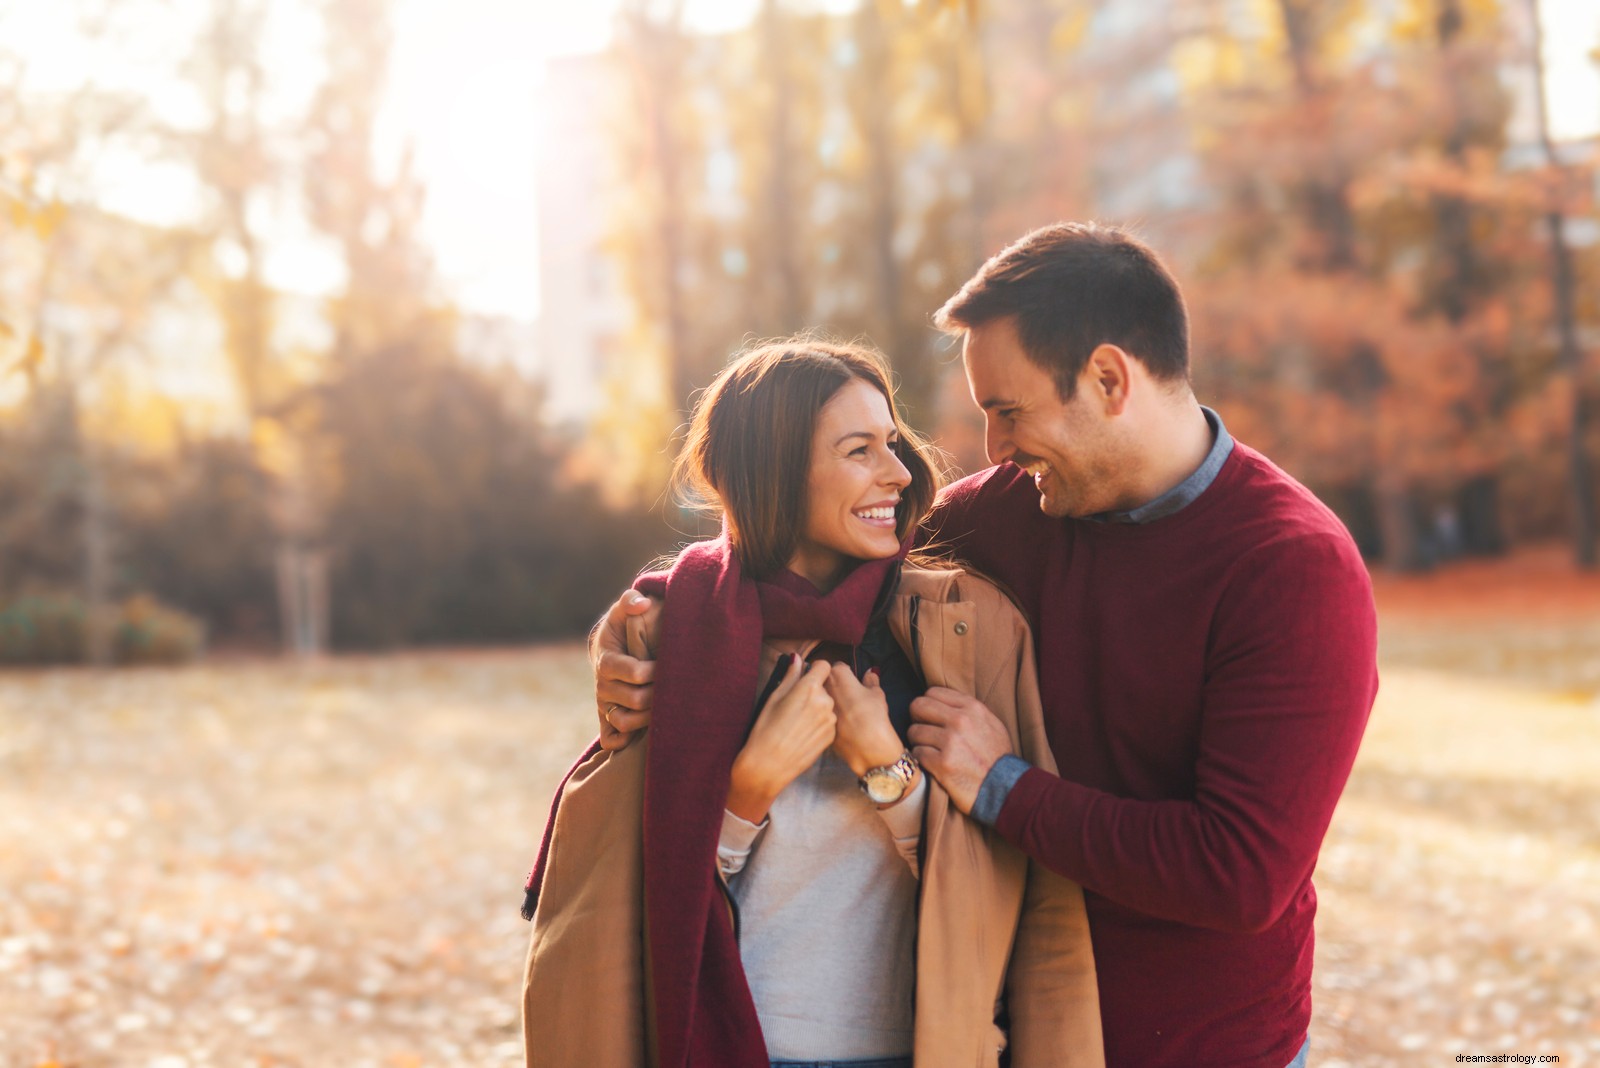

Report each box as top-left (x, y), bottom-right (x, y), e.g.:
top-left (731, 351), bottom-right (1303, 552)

top-left (2, 558), bottom-right (1597, 1066)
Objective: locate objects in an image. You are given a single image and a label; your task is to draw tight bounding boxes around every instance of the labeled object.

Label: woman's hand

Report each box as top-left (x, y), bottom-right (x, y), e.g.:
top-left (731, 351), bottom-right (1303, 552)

top-left (726, 656), bottom-right (837, 823)
top-left (825, 665), bottom-right (907, 780)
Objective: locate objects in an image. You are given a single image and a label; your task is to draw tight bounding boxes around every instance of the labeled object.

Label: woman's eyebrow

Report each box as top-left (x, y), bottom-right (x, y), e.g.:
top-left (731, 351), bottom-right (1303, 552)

top-left (832, 429), bottom-right (895, 447)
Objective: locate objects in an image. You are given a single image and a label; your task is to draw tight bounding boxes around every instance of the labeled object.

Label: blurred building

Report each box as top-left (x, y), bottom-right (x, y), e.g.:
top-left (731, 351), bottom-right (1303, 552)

top-left (535, 54), bottom-right (631, 424)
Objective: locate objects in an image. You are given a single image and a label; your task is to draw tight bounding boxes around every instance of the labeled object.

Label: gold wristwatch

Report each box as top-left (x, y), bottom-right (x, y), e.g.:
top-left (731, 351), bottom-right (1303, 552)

top-left (859, 751), bottom-right (919, 804)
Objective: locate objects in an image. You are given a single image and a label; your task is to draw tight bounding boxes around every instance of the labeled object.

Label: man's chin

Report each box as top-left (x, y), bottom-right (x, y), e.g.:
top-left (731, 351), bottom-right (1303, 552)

top-left (1034, 490), bottom-right (1072, 519)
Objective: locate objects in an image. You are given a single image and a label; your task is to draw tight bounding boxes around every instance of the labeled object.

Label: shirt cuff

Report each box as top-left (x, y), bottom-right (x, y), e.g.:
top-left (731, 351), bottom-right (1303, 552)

top-left (970, 754), bottom-right (1031, 826)
top-left (716, 808), bottom-right (769, 877)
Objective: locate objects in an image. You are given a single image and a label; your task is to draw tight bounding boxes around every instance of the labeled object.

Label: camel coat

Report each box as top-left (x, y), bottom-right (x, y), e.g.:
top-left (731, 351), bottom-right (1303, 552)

top-left (521, 566), bottom-right (1104, 1068)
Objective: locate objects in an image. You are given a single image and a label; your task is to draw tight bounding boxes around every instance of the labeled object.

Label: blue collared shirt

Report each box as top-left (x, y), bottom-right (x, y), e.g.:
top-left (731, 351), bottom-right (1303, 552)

top-left (968, 407), bottom-right (1235, 827)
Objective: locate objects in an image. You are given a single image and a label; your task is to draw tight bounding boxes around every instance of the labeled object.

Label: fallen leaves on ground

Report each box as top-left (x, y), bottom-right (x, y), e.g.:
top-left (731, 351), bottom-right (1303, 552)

top-left (1, 645), bottom-right (1595, 1066)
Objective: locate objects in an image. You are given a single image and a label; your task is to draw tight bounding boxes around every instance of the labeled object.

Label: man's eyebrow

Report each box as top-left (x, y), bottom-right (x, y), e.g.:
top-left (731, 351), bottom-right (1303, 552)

top-left (979, 397), bottom-right (1018, 412)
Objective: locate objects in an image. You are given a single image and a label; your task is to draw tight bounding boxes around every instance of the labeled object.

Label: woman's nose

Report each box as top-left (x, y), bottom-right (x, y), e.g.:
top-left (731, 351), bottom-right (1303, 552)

top-left (882, 447), bottom-right (912, 488)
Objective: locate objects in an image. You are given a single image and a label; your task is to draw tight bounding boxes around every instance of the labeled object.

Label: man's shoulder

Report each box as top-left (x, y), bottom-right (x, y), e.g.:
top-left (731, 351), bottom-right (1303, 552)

top-left (1210, 443), bottom-right (1373, 602)
top-left (938, 463), bottom-right (1036, 508)
top-left (1222, 442), bottom-right (1361, 546)
top-left (927, 463), bottom-right (1042, 534)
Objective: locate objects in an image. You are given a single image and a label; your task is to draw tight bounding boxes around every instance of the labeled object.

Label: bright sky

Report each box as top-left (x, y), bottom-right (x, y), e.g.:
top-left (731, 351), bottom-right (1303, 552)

top-left (4, 0), bottom-right (1599, 322)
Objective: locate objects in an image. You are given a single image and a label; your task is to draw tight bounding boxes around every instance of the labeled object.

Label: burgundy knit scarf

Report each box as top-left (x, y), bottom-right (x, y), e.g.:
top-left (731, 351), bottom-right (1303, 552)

top-left (523, 530), bottom-right (904, 1068)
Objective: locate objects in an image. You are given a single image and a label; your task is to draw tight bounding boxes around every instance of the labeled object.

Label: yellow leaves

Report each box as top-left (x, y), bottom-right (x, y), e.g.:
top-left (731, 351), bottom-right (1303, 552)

top-left (1049, 8), bottom-right (1093, 56)
top-left (2, 188), bottom-right (66, 241)
top-left (250, 416), bottom-right (298, 481)
top-left (9, 334), bottom-right (46, 381)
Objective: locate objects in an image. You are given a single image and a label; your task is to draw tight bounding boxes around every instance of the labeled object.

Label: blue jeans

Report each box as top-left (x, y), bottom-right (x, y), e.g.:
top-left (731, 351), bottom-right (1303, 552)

top-left (1286, 1037), bottom-right (1310, 1068)
top-left (771, 1060), bottom-right (912, 1068)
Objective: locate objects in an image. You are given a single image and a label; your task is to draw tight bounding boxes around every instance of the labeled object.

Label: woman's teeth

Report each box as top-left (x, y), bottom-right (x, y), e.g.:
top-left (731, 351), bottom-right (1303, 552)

top-left (854, 506), bottom-right (896, 521)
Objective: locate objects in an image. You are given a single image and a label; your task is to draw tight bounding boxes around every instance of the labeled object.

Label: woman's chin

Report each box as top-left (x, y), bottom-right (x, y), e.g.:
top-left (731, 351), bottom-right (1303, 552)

top-left (847, 533), bottom-right (902, 561)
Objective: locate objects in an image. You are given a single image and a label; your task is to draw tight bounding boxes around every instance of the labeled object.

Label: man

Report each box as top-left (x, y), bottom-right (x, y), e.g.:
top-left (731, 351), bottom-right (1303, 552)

top-left (592, 223), bottom-right (1377, 1068)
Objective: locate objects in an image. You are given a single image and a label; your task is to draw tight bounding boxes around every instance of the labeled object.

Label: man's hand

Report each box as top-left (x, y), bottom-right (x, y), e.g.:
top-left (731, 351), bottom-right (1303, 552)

top-left (591, 590), bottom-right (662, 750)
top-left (909, 687), bottom-right (1012, 814)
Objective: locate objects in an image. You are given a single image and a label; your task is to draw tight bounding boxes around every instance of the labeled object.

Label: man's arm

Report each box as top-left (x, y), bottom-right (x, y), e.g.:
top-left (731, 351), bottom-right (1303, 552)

top-left (590, 591), bottom-right (663, 750)
top-left (917, 535), bottom-right (1378, 934)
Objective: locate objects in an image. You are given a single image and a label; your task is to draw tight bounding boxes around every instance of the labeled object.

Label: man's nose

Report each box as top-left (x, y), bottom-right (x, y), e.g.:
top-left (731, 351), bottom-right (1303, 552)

top-left (985, 419), bottom-right (1015, 466)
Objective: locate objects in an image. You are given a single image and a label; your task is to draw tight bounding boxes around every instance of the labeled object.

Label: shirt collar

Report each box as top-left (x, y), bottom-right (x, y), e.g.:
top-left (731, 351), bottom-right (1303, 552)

top-left (1085, 406), bottom-right (1234, 525)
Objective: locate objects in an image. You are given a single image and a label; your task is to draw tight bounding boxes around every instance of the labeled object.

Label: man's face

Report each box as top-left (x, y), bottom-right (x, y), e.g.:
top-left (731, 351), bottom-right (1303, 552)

top-left (962, 317), bottom-right (1123, 518)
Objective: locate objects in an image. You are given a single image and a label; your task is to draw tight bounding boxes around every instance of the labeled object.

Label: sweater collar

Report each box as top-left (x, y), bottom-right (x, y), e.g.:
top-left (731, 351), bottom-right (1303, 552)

top-left (1084, 406), bottom-right (1234, 525)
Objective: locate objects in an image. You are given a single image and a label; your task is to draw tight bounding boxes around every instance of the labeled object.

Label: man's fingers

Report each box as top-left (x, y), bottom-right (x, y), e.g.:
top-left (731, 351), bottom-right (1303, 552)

top-left (620, 590), bottom-right (652, 616)
top-left (907, 722), bottom-right (945, 748)
top-left (598, 722), bottom-right (629, 751)
top-left (597, 678), bottom-right (654, 712)
top-left (605, 706), bottom-right (651, 734)
top-left (910, 694), bottom-right (957, 724)
top-left (596, 648), bottom-right (654, 688)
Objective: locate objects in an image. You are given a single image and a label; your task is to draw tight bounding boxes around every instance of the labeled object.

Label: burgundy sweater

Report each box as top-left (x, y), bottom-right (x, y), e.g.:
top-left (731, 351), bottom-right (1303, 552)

top-left (923, 442), bottom-right (1378, 1068)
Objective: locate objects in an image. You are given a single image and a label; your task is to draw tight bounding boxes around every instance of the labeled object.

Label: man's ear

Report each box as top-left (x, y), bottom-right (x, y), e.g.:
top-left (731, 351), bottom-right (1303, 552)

top-left (1085, 344), bottom-right (1132, 416)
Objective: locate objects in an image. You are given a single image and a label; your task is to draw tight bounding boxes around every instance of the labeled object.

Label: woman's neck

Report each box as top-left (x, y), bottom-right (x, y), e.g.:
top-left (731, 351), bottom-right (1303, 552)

top-left (784, 547), bottom-right (850, 593)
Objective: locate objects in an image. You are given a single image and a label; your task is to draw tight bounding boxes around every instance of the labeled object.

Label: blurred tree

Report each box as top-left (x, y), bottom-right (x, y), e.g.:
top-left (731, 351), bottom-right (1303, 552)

top-left (305, 0), bottom-right (435, 356)
top-left (1179, 0), bottom-right (1521, 569)
top-left (317, 340), bottom-right (664, 646)
top-left (0, 29), bottom-right (191, 659)
top-left (177, 0), bottom-right (318, 648)
top-left (1411, 0), bottom-right (1512, 557)
top-left (1523, 0), bottom-right (1597, 568)
top-left (115, 436), bottom-right (278, 642)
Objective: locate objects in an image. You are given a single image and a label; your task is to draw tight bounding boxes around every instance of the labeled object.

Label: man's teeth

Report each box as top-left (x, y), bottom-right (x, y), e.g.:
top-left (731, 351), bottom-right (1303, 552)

top-left (855, 506), bottom-right (896, 520)
top-left (1025, 462), bottom-right (1051, 478)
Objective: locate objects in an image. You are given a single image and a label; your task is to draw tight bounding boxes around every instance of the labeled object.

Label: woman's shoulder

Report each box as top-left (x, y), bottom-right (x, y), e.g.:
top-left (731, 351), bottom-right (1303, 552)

top-left (898, 562), bottom-right (1028, 627)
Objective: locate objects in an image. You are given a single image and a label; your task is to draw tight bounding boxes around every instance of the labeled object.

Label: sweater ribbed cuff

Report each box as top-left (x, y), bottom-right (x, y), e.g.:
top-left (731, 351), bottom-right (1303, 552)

top-left (971, 753), bottom-right (1031, 826)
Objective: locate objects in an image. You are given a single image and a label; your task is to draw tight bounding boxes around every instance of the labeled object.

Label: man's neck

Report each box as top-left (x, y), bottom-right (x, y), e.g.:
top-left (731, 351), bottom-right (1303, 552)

top-left (1123, 398), bottom-right (1214, 511)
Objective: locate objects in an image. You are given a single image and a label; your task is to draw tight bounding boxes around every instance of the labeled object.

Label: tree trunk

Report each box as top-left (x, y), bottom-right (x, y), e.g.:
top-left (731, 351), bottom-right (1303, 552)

top-left (1526, 0), bottom-right (1597, 568)
top-left (759, 0), bottom-right (805, 333)
top-left (1375, 481), bottom-right (1429, 573)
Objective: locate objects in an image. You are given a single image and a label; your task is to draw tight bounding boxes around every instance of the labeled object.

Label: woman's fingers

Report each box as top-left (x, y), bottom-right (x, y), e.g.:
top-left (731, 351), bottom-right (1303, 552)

top-left (823, 661), bottom-right (865, 700)
top-left (764, 653), bottom-right (804, 705)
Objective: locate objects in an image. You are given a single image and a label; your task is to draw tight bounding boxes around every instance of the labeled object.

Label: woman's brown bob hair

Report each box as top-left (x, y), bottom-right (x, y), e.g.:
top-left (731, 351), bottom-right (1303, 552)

top-left (674, 339), bottom-right (943, 579)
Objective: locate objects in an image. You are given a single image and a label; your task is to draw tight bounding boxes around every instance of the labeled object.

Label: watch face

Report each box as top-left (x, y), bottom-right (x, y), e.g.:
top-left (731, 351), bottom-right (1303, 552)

top-left (864, 769), bottom-right (907, 804)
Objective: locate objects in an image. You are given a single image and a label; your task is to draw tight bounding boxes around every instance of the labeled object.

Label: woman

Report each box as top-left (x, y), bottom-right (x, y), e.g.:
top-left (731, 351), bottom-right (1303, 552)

top-left (521, 340), bottom-right (1102, 1068)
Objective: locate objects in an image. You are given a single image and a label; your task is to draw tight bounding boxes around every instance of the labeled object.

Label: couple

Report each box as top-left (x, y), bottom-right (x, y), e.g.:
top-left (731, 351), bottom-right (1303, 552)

top-left (522, 223), bottom-right (1379, 1068)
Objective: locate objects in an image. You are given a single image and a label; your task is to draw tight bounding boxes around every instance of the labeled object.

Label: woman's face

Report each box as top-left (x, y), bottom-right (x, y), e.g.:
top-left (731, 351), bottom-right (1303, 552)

top-left (788, 378), bottom-right (913, 589)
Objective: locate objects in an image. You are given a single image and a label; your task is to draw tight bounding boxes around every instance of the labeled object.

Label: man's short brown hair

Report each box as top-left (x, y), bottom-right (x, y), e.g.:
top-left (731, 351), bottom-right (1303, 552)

top-left (934, 222), bottom-right (1190, 399)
